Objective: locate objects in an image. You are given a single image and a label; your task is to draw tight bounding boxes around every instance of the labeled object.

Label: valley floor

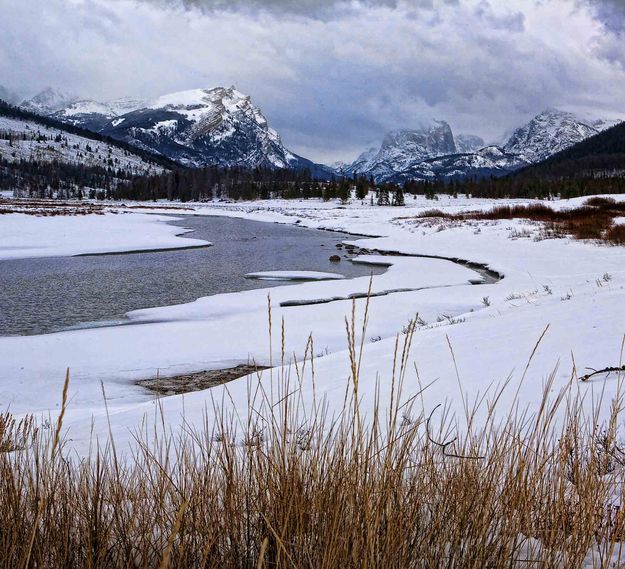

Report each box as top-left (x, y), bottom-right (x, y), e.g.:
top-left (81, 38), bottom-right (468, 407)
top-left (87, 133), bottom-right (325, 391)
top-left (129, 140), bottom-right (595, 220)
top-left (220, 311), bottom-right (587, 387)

top-left (0, 194), bottom-right (624, 454)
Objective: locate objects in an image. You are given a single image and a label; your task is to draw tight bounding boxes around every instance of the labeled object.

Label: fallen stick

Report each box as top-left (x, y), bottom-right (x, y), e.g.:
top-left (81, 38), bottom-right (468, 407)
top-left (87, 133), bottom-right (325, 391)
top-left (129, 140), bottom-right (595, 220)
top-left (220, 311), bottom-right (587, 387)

top-left (579, 366), bottom-right (625, 382)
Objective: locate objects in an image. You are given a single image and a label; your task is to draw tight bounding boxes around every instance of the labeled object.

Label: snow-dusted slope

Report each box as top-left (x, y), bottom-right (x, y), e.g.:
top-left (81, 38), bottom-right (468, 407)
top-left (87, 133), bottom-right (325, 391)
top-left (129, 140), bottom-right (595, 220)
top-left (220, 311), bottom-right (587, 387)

top-left (590, 118), bottom-right (622, 132)
top-left (52, 98), bottom-right (146, 131)
top-left (345, 121), bottom-right (456, 181)
top-left (0, 114), bottom-right (164, 175)
top-left (503, 109), bottom-right (600, 164)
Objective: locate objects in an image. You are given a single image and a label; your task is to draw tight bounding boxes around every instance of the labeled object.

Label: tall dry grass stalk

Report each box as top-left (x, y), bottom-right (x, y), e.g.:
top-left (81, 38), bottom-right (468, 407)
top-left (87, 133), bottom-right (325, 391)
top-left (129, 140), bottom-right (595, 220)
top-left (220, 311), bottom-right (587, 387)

top-left (1, 303), bottom-right (625, 567)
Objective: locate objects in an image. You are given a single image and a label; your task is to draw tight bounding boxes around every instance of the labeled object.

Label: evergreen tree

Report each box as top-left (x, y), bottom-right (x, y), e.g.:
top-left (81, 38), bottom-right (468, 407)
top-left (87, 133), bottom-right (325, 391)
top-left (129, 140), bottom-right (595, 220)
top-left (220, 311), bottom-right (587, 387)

top-left (355, 178), bottom-right (367, 201)
top-left (392, 185), bottom-right (405, 206)
top-left (338, 179), bottom-right (351, 204)
top-left (377, 185), bottom-right (390, 206)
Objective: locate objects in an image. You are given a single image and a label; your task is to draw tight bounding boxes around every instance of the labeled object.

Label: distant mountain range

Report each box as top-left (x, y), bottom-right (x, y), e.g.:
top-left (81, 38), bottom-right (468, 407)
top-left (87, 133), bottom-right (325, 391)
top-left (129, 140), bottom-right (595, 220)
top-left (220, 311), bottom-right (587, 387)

top-left (343, 109), bottom-right (621, 183)
top-left (12, 86), bottom-right (623, 183)
top-left (17, 86), bottom-right (334, 179)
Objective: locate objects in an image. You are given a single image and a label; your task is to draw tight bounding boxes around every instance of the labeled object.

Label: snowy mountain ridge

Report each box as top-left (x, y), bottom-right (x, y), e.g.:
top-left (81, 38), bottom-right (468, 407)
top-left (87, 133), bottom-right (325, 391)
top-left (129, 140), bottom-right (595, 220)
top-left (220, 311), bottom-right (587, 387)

top-left (503, 108), bottom-right (600, 164)
top-left (343, 120), bottom-right (457, 181)
top-left (348, 108), bottom-right (621, 183)
top-left (20, 86), bottom-right (333, 177)
top-left (18, 86), bottom-right (622, 182)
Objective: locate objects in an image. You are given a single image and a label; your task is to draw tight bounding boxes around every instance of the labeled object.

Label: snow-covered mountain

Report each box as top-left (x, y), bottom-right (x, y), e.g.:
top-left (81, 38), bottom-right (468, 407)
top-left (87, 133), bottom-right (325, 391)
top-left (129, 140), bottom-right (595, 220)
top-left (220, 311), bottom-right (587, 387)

top-left (20, 87), bottom-right (79, 115)
top-left (503, 109), bottom-right (601, 164)
top-left (23, 86), bottom-right (334, 177)
top-left (348, 109), bottom-right (616, 183)
top-left (101, 87), bottom-right (303, 169)
top-left (344, 121), bottom-right (456, 180)
top-left (455, 134), bottom-right (485, 153)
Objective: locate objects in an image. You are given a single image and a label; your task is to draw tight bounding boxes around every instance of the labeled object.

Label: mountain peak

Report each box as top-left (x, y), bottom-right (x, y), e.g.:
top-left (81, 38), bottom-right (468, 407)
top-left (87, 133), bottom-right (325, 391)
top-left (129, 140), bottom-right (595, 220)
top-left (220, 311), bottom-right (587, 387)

top-left (504, 109), bottom-right (599, 163)
top-left (88, 86), bottom-right (318, 171)
top-left (537, 107), bottom-right (572, 117)
top-left (346, 120), bottom-right (456, 180)
top-left (148, 86), bottom-right (249, 110)
top-left (21, 87), bottom-right (79, 114)
top-left (455, 133), bottom-right (485, 153)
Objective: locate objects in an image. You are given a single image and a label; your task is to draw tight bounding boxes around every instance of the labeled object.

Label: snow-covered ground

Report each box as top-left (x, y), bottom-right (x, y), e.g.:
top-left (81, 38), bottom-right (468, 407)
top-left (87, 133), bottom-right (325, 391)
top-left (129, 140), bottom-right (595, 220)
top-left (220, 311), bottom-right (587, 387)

top-left (0, 212), bottom-right (210, 260)
top-left (0, 194), bottom-right (624, 454)
top-left (245, 270), bottom-right (346, 281)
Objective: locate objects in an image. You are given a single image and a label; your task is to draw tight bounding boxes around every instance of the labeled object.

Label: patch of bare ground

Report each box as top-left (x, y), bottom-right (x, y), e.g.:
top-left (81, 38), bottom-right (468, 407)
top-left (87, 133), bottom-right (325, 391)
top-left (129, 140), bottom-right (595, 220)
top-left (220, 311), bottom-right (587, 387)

top-left (137, 364), bottom-right (268, 395)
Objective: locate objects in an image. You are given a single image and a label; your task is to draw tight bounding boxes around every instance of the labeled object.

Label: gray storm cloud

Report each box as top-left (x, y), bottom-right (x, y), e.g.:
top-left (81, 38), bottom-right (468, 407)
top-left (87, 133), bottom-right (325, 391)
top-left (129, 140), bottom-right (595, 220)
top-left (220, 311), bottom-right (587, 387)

top-left (582, 0), bottom-right (625, 30)
top-left (145, 0), bottom-right (457, 16)
top-left (0, 0), bottom-right (623, 163)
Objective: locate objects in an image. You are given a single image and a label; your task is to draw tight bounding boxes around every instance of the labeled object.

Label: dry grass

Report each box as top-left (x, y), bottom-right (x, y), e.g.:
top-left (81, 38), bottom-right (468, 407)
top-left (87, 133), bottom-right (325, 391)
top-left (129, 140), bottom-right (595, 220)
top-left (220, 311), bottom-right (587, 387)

top-left (0, 198), bottom-right (107, 216)
top-left (416, 199), bottom-right (625, 245)
top-left (1, 308), bottom-right (625, 567)
top-left (0, 412), bottom-right (38, 453)
top-left (0, 198), bottom-right (196, 216)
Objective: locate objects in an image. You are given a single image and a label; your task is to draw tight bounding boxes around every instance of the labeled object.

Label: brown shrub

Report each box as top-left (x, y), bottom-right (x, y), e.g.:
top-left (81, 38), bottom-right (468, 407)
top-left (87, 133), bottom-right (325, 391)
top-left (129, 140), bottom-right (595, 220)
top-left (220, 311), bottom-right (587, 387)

top-left (416, 200), bottom-right (625, 245)
top-left (585, 196), bottom-right (616, 208)
top-left (606, 224), bottom-right (625, 245)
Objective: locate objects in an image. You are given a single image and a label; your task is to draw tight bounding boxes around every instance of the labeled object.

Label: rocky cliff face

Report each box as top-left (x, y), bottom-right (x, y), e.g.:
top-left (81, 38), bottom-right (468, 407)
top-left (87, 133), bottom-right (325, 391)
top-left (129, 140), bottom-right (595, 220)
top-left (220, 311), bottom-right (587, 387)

top-left (345, 120), bottom-right (456, 180)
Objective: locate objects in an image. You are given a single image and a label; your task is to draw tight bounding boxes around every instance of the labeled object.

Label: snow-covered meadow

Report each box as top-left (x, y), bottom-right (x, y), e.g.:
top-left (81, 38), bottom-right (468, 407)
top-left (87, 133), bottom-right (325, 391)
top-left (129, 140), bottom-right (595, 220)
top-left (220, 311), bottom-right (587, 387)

top-left (0, 194), bottom-right (624, 454)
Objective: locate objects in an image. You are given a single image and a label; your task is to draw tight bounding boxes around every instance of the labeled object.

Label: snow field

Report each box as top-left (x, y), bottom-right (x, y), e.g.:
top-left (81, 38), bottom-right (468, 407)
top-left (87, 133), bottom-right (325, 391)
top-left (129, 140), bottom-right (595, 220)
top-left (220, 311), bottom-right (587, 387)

top-left (0, 193), bottom-right (623, 456)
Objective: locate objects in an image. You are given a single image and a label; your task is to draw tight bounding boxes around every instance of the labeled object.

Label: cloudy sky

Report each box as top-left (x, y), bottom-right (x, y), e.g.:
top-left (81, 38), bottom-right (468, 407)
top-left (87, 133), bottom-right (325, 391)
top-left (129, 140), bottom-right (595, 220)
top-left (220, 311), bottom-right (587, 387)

top-left (1, 0), bottom-right (624, 163)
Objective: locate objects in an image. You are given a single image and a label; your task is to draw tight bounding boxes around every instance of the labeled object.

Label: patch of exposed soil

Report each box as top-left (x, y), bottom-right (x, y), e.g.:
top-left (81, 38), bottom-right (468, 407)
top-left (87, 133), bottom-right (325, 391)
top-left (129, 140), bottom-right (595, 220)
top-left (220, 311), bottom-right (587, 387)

top-left (137, 364), bottom-right (268, 396)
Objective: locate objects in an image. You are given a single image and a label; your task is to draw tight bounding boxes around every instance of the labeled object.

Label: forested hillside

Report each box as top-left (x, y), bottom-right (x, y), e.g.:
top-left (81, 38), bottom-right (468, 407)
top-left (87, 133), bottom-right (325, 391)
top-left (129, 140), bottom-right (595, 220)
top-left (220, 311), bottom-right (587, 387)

top-left (514, 120), bottom-right (625, 179)
top-left (0, 99), bottom-right (176, 198)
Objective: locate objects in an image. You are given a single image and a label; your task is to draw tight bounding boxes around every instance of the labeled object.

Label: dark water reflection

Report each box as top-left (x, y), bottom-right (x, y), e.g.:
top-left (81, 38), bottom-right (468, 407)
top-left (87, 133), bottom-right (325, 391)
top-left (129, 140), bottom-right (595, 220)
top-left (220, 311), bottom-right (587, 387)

top-left (0, 215), bottom-right (383, 336)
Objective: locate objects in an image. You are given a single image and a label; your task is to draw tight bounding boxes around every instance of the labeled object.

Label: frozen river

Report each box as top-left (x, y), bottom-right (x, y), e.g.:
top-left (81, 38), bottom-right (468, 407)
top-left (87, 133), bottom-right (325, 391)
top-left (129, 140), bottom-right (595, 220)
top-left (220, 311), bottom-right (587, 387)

top-left (0, 215), bottom-right (383, 336)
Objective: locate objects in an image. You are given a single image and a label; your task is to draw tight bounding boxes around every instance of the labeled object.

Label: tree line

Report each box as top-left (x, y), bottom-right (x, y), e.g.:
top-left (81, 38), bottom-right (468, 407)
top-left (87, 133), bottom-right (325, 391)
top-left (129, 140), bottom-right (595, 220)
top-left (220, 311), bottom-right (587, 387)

top-left (116, 165), bottom-right (406, 204)
top-left (0, 157), bottom-right (137, 200)
top-left (402, 173), bottom-right (625, 200)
